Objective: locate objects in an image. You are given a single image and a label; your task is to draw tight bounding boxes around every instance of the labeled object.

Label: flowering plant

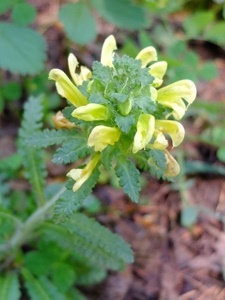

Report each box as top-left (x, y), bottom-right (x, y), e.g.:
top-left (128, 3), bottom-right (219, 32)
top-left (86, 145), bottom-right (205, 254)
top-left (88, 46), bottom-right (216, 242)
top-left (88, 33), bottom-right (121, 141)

top-left (48, 35), bottom-right (196, 206)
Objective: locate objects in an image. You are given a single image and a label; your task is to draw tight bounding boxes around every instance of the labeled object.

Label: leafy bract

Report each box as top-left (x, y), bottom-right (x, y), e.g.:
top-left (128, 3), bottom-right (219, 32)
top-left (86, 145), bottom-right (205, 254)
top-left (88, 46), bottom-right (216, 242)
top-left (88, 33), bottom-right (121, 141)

top-left (0, 22), bottom-right (46, 75)
top-left (59, 2), bottom-right (96, 45)
top-left (115, 157), bottom-right (140, 202)
top-left (54, 168), bottom-right (100, 221)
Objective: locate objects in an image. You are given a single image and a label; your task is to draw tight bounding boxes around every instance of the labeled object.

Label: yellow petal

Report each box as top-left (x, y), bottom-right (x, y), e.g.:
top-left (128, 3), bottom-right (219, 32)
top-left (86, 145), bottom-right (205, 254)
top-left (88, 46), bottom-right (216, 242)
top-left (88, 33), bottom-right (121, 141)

top-left (157, 79), bottom-right (197, 119)
top-left (135, 46), bottom-right (157, 67)
top-left (67, 154), bottom-right (100, 192)
top-left (49, 69), bottom-right (88, 107)
top-left (88, 126), bottom-right (121, 152)
top-left (149, 61), bottom-right (167, 87)
top-left (53, 111), bottom-right (75, 129)
top-left (155, 120), bottom-right (185, 147)
top-left (150, 86), bottom-right (158, 101)
top-left (72, 103), bottom-right (108, 121)
top-left (68, 53), bottom-right (79, 85)
top-left (151, 131), bottom-right (168, 150)
top-left (133, 114), bottom-right (155, 153)
top-left (164, 150), bottom-right (180, 177)
top-left (100, 35), bottom-right (117, 67)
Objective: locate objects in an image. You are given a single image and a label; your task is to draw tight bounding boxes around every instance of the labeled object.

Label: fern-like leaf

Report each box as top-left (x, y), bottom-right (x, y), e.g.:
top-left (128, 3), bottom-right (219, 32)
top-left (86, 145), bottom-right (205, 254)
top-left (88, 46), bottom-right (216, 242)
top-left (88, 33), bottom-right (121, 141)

top-left (54, 168), bottom-right (100, 222)
top-left (18, 96), bottom-right (46, 206)
top-left (148, 149), bottom-right (166, 178)
top-left (27, 128), bottom-right (80, 148)
top-left (0, 273), bottom-right (21, 300)
top-left (62, 213), bottom-right (134, 270)
top-left (22, 269), bottom-right (65, 300)
top-left (52, 138), bottom-right (91, 164)
top-left (115, 157), bottom-right (140, 203)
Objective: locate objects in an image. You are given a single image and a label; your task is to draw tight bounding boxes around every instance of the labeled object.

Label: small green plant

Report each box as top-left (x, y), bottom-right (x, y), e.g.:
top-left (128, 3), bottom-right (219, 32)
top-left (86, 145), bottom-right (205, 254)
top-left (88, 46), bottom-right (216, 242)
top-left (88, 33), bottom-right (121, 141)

top-left (0, 34), bottom-right (196, 298)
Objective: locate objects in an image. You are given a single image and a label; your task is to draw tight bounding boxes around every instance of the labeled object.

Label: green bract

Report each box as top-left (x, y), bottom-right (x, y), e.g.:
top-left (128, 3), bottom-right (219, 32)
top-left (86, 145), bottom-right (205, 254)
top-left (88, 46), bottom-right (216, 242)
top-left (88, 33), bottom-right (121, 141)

top-left (49, 35), bottom-right (197, 203)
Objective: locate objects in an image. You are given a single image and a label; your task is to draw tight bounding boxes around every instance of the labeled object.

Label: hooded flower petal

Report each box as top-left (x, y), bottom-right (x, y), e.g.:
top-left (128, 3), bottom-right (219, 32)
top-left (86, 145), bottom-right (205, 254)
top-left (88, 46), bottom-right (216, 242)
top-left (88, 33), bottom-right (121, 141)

top-left (88, 126), bottom-right (121, 152)
top-left (151, 131), bottom-right (168, 150)
top-left (149, 61), bottom-right (167, 87)
top-left (135, 46), bottom-right (157, 67)
top-left (72, 103), bottom-right (108, 121)
top-left (68, 53), bottom-right (92, 86)
top-left (155, 120), bottom-right (185, 147)
top-left (100, 35), bottom-right (117, 67)
top-left (164, 150), bottom-right (180, 177)
top-left (157, 80), bottom-right (197, 120)
top-left (133, 114), bottom-right (155, 153)
top-left (67, 153), bottom-right (100, 192)
top-left (49, 69), bottom-right (88, 107)
top-left (53, 111), bottom-right (75, 129)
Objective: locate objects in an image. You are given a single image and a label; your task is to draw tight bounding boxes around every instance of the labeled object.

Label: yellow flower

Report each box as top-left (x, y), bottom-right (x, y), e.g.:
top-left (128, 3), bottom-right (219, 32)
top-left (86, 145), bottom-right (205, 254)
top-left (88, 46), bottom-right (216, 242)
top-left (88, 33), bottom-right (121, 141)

top-left (135, 47), bottom-right (157, 67)
top-left (68, 53), bottom-right (92, 86)
top-left (133, 114), bottom-right (155, 153)
top-left (149, 61), bottom-right (167, 87)
top-left (100, 35), bottom-right (117, 67)
top-left (88, 126), bottom-right (121, 152)
top-left (49, 69), bottom-right (88, 107)
top-left (155, 120), bottom-right (185, 148)
top-left (67, 154), bottom-right (100, 192)
top-left (53, 111), bottom-right (75, 129)
top-left (157, 80), bottom-right (197, 120)
top-left (164, 149), bottom-right (180, 177)
top-left (72, 103), bottom-right (108, 121)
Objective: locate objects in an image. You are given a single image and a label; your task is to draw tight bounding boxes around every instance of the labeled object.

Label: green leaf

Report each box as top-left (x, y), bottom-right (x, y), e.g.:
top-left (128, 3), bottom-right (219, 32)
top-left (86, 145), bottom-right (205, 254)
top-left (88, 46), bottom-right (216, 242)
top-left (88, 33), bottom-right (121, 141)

top-left (54, 168), bottom-right (100, 221)
top-left (217, 147), bottom-right (225, 163)
top-left (147, 149), bottom-right (166, 178)
top-left (115, 157), bottom-right (140, 202)
top-left (12, 3), bottom-right (36, 26)
top-left (198, 61), bottom-right (218, 81)
top-left (114, 114), bottom-right (135, 133)
top-left (22, 268), bottom-right (66, 300)
top-left (204, 21), bottom-right (225, 46)
top-left (92, 0), bottom-right (148, 30)
top-left (24, 251), bottom-right (52, 277)
top-left (18, 96), bottom-right (47, 205)
top-left (51, 263), bottom-right (76, 293)
top-left (59, 2), bottom-right (96, 45)
top-left (0, 0), bottom-right (14, 14)
top-left (52, 138), bottom-right (91, 164)
top-left (27, 128), bottom-right (79, 148)
top-left (183, 11), bottom-right (214, 38)
top-left (0, 273), bottom-right (21, 300)
top-left (62, 212), bottom-right (134, 269)
top-left (2, 82), bottom-right (22, 101)
top-left (0, 22), bottom-right (46, 75)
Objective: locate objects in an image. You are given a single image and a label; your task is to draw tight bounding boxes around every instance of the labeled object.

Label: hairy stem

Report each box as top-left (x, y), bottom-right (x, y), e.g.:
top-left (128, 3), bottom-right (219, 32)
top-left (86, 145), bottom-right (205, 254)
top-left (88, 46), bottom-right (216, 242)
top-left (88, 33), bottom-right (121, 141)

top-left (0, 186), bottom-right (66, 260)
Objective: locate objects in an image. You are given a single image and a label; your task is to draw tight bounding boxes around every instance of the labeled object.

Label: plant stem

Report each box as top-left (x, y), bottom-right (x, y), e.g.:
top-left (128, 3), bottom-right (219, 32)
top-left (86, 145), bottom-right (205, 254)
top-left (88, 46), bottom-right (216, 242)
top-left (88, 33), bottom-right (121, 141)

top-left (0, 186), bottom-right (66, 259)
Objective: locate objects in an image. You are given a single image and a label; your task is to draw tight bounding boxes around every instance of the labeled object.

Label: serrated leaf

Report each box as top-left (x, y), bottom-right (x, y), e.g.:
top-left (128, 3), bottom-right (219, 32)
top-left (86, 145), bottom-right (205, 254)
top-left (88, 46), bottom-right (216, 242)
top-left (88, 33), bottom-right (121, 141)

top-left (62, 212), bottom-right (134, 269)
top-left (24, 251), bottom-right (52, 277)
top-left (12, 3), bottom-right (36, 26)
top-left (22, 269), bottom-right (65, 300)
top-left (59, 2), bottom-right (96, 45)
top-left (115, 157), bottom-right (140, 202)
top-left (51, 263), bottom-right (76, 293)
top-left (114, 114), bottom-right (135, 133)
top-left (19, 96), bottom-right (47, 205)
top-left (92, 0), bottom-right (147, 30)
top-left (52, 138), bottom-right (90, 164)
top-left (0, 22), bottom-right (46, 75)
top-left (101, 146), bottom-right (120, 170)
top-left (148, 149), bottom-right (166, 178)
top-left (0, 273), bottom-right (21, 300)
top-left (27, 128), bottom-right (79, 148)
top-left (54, 168), bottom-right (100, 221)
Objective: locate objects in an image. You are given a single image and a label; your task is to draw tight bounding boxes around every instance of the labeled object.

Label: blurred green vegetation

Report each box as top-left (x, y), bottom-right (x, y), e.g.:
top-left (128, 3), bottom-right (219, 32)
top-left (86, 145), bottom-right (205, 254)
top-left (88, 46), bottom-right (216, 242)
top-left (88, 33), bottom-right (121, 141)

top-left (1, 0), bottom-right (225, 298)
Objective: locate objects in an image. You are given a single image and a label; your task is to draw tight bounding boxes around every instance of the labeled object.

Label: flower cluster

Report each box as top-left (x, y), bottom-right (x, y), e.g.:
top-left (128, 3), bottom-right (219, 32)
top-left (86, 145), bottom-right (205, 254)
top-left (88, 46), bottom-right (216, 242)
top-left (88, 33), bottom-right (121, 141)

top-left (49, 35), bottom-right (196, 198)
